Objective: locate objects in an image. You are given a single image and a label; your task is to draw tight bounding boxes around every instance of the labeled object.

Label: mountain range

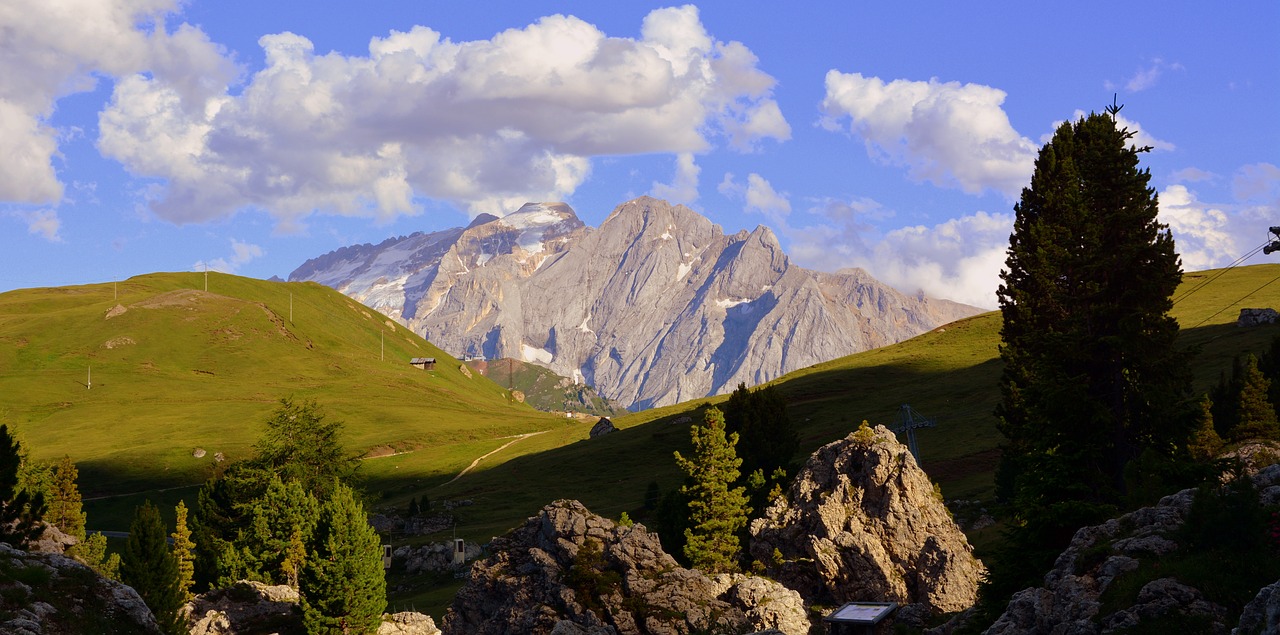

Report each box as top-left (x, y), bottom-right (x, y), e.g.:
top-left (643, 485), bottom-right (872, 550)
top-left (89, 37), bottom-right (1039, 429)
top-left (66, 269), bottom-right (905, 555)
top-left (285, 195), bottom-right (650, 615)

top-left (290, 197), bottom-right (981, 409)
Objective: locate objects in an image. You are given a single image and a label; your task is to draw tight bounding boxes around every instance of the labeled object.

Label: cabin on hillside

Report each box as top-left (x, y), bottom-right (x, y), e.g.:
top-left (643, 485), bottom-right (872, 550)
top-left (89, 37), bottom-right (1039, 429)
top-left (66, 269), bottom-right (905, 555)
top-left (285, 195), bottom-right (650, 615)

top-left (410, 357), bottom-right (437, 371)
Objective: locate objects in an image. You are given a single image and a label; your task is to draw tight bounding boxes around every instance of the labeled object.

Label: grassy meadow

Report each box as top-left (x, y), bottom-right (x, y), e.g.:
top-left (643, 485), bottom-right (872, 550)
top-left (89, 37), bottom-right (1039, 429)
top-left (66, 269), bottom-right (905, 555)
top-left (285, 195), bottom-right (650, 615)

top-left (2, 264), bottom-right (1279, 616)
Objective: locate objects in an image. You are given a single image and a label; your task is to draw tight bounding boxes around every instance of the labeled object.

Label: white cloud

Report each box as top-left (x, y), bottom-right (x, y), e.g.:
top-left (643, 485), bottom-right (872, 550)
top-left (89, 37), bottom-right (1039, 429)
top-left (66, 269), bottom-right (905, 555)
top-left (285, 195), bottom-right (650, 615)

top-left (745, 174), bottom-right (790, 220)
top-left (820, 71), bottom-right (1038, 198)
top-left (1115, 58), bottom-right (1183, 93)
top-left (719, 172), bottom-right (790, 222)
top-left (0, 0), bottom-right (234, 205)
top-left (651, 153), bottom-right (701, 204)
top-left (788, 200), bottom-right (1012, 309)
top-left (195, 239), bottom-right (265, 273)
top-left (96, 6), bottom-right (789, 224)
top-left (14, 209), bottom-right (63, 242)
top-left (1158, 185), bottom-right (1236, 270)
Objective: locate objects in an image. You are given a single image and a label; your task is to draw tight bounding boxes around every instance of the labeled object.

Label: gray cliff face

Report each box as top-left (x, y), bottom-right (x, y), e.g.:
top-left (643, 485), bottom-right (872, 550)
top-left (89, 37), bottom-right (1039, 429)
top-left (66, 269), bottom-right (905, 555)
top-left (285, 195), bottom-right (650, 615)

top-left (290, 196), bottom-right (982, 409)
top-left (441, 499), bottom-right (809, 635)
top-left (749, 424), bottom-right (986, 615)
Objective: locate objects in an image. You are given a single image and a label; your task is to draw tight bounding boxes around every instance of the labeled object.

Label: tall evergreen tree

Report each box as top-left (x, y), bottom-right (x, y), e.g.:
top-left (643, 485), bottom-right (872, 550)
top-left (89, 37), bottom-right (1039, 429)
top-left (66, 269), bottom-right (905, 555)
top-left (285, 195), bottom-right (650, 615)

top-left (673, 407), bottom-right (751, 573)
top-left (0, 424), bottom-right (45, 548)
top-left (300, 483), bottom-right (386, 634)
top-left (254, 397), bottom-right (356, 498)
top-left (46, 456), bottom-right (86, 540)
top-left (723, 383), bottom-right (799, 479)
top-left (989, 108), bottom-right (1194, 606)
top-left (172, 501), bottom-right (196, 603)
top-left (121, 501), bottom-right (185, 635)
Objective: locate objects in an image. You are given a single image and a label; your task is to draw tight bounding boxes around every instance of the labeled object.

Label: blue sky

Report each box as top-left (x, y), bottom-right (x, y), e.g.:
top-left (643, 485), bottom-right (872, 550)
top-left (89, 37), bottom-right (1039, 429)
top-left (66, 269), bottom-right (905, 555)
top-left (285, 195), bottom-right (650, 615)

top-left (2, 1), bottom-right (1276, 307)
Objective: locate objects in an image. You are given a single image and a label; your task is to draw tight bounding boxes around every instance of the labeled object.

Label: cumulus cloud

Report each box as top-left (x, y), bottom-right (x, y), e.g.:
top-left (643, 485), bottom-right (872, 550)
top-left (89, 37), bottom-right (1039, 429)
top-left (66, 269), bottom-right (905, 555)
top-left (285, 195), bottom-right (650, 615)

top-left (788, 199), bottom-right (1012, 309)
top-left (651, 153), bottom-right (701, 204)
top-left (96, 6), bottom-right (789, 224)
top-left (0, 0), bottom-right (235, 205)
top-left (719, 172), bottom-right (790, 222)
top-left (820, 71), bottom-right (1038, 198)
top-left (195, 239), bottom-right (265, 273)
top-left (1158, 185), bottom-right (1236, 270)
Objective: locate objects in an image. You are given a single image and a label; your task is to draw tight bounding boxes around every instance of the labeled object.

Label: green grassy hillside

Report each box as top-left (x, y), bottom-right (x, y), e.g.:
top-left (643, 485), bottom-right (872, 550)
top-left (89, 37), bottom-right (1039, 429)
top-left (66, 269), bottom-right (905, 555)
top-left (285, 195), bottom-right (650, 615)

top-left (0, 272), bottom-right (564, 502)
top-left (413, 264), bottom-right (1280, 539)
top-left (3, 264), bottom-right (1278, 616)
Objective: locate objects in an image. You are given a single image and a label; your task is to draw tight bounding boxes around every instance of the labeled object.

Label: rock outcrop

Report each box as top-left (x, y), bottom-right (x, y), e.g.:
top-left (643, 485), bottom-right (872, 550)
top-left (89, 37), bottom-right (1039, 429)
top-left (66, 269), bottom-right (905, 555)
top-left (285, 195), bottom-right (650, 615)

top-left (589, 417), bottom-right (616, 438)
top-left (291, 197), bottom-right (981, 409)
top-left (749, 423), bottom-right (984, 614)
top-left (184, 581), bottom-right (302, 635)
top-left (985, 464), bottom-right (1280, 634)
top-left (441, 499), bottom-right (808, 635)
top-left (0, 542), bottom-right (161, 634)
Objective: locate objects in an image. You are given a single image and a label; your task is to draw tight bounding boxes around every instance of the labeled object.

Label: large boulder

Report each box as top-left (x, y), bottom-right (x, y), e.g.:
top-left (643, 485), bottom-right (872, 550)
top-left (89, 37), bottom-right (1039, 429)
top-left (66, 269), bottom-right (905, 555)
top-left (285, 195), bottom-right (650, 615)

top-left (0, 541), bottom-right (161, 634)
top-left (749, 423), bottom-right (984, 614)
top-left (441, 499), bottom-right (808, 635)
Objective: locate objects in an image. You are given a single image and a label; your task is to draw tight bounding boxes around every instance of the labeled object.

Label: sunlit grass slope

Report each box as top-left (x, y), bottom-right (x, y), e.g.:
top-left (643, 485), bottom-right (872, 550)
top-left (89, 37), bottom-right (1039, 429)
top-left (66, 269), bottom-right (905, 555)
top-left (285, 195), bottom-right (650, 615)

top-left (0, 272), bottom-right (560, 498)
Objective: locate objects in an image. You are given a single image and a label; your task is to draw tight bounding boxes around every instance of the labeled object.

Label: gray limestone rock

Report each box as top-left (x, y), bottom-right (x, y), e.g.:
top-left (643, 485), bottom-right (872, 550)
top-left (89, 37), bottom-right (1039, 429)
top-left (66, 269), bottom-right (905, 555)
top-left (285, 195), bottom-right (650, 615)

top-left (0, 542), bottom-right (161, 634)
top-left (749, 424), bottom-right (985, 614)
top-left (441, 499), bottom-right (809, 635)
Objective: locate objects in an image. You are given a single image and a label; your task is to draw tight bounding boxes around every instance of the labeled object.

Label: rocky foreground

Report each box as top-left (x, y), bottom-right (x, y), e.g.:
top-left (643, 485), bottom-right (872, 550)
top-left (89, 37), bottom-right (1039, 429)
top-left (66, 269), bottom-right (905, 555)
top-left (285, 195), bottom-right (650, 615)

top-left (443, 423), bottom-right (985, 634)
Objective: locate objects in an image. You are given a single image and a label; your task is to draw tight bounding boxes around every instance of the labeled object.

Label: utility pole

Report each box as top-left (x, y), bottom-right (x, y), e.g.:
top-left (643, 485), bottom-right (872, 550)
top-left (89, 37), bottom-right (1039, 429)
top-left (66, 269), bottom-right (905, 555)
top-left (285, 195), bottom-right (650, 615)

top-left (204, 264), bottom-right (208, 292)
top-left (87, 364), bottom-right (91, 390)
top-left (289, 292), bottom-right (293, 324)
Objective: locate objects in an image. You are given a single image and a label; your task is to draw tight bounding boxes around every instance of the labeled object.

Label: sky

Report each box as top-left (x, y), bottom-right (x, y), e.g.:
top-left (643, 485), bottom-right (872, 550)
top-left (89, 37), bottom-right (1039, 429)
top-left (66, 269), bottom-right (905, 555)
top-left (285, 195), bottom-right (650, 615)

top-left (1, 1), bottom-right (1277, 308)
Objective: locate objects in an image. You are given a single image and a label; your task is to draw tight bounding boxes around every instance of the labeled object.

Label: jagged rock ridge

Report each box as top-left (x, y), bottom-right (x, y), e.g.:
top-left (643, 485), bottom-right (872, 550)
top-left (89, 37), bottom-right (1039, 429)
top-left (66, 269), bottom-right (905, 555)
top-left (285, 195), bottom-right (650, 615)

top-left (290, 197), bottom-right (981, 409)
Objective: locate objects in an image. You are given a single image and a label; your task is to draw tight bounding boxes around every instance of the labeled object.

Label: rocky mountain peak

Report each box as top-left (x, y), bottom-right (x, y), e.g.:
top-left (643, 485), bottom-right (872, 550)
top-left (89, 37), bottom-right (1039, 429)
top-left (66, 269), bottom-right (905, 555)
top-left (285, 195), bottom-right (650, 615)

top-left (290, 197), bottom-right (982, 409)
top-left (749, 423), bottom-right (985, 615)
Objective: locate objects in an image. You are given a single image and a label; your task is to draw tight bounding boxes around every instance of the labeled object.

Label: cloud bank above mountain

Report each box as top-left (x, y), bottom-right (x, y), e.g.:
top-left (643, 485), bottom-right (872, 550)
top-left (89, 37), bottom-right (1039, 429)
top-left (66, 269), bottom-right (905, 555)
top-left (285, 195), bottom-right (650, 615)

top-left (93, 4), bottom-right (789, 225)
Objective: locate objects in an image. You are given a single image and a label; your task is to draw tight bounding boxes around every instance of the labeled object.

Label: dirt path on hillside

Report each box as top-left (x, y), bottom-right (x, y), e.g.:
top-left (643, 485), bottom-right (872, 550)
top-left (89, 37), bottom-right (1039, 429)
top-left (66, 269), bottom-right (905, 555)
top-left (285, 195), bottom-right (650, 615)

top-left (440, 430), bottom-right (550, 488)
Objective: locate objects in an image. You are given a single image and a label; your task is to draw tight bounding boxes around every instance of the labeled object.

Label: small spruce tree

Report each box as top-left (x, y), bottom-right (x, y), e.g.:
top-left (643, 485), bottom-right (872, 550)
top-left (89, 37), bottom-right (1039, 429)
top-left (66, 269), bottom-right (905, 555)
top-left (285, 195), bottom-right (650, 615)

top-left (74, 531), bottom-right (121, 580)
top-left (1187, 395), bottom-right (1224, 462)
top-left (46, 456), bottom-right (86, 540)
top-left (674, 407), bottom-right (751, 573)
top-left (172, 501), bottom-right (196, 603)
top-left (121, 501), bottom-right (185, 635)
top-left (1231, 354), bottom-right (1279, 442)
top-left (300, 483), bottom-right (386, 634)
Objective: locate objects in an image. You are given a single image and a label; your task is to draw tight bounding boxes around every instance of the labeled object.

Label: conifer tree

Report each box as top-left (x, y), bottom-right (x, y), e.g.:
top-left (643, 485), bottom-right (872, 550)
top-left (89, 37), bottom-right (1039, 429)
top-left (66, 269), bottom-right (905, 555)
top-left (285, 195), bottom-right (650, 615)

top-left (241, 476), bottom-right (321, 585)
top-left (988, 106), bottom-right (1194, 607)
top-left (300, 483), bottom-right (386, 634)
top-left (1187, 395), bottom-right (1223, 462)
top-left (0, 424), bottom-right (45, 548)
top-left (674, 407), bottom-right (751, 573)
top-left (172, 501), bottom-right (196, 603)
top-left (1231, 354), bottom-right (1279, 442)
top-left (46, 456), bottom-right (86, 540)
top-left (121, 501), bottom-right (185, 635)
top-left (723, 383), bottom-right (799, 479)
top-left (74, 532), bottom-right (121, 580)
top-left (407, 496), bottom-right (419, 517)
top-left (254, 397), bottom-right (356, 498)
